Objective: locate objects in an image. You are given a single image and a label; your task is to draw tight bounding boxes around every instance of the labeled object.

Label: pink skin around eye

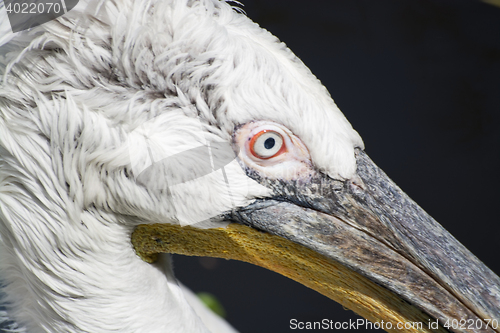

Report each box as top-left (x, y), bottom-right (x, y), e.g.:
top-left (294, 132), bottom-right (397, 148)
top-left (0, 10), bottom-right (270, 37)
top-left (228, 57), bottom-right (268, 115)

top-left (233, 120), bottom-right (315, 181)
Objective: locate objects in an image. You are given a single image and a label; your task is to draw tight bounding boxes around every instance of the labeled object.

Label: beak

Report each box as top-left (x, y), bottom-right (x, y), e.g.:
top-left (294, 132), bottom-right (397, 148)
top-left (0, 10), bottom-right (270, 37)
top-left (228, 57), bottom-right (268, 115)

top-left (132, 148), bottom-right (500, 333)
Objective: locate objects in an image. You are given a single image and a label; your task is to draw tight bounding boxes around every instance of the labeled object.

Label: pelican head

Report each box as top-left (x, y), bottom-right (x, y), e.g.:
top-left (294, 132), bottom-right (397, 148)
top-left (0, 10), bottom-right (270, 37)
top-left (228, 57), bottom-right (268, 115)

top-left (0, 0), bottom-right (498, 332)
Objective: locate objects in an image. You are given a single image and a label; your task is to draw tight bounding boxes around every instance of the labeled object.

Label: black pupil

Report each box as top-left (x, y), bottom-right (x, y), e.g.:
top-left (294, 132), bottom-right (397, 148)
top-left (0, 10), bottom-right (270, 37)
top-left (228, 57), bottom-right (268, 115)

top-left (264, 137), bottom-right (275, 150)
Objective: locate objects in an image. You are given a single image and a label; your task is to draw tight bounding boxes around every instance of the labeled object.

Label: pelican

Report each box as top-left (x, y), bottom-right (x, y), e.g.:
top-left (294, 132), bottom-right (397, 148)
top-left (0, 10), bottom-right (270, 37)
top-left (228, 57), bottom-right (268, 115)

top-left (0, 0), bottom-right (499, 332)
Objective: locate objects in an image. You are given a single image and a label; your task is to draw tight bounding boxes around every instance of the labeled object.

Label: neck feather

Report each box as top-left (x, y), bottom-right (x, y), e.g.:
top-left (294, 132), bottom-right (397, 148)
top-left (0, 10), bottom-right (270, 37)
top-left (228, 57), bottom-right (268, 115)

top-left (0, 158), bottom-right (208, 332)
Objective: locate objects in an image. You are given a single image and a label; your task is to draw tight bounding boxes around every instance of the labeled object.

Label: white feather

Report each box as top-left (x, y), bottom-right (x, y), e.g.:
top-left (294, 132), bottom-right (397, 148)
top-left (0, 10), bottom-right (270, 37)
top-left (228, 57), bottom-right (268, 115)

top-left (0, 0), bottom-right (15, 48)
top-left (0, 0), bottom-right (363, 331)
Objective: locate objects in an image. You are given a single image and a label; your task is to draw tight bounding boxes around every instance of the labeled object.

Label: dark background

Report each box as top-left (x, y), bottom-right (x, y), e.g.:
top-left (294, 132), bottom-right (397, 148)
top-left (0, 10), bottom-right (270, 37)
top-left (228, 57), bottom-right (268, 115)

top-left (174, 1), bottom-right (500, 332)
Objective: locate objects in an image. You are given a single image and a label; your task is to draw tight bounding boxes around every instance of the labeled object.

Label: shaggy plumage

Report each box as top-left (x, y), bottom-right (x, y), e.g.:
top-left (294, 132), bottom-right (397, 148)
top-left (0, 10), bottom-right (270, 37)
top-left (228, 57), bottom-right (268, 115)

top-left (0, 0), bottom-right (362, 331)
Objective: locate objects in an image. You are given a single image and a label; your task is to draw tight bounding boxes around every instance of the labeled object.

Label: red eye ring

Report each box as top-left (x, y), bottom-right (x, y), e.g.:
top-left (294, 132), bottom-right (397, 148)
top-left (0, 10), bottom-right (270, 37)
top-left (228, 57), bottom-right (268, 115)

top-left (249, 130), bottom-right (287, 159)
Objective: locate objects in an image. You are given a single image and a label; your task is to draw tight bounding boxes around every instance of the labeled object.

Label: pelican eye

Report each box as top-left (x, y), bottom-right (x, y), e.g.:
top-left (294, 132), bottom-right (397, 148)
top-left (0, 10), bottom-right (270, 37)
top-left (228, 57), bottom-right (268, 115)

top-left (250, 130), bottom-right (285, 159)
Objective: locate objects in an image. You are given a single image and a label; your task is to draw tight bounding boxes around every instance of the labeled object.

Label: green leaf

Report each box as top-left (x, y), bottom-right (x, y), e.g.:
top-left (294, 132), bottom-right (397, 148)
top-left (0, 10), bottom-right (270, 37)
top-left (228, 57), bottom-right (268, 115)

top-left (196, 292), bottom-right (227, 318)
